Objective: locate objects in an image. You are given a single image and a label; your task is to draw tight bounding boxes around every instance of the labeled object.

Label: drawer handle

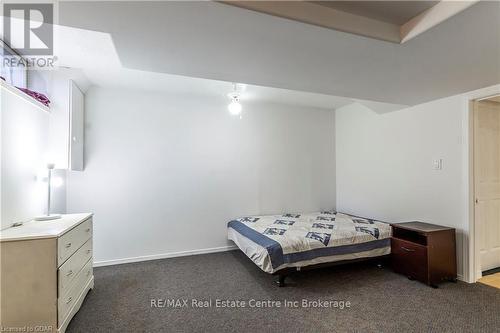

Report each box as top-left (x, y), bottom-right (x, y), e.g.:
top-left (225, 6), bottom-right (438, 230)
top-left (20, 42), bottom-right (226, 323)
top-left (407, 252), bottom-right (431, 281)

top-left (65, 243), bottom-right (72, 248)
top-left (66, 297), bottom-right (73, 304)
top-left (87, 249), bottom-right (91, 254)
top-left (66, 270), bottom-right (73, 276)
top-left (85, 228), bottom-right (91, 232)
top-left (401, 246), bottom-right (415, 252)
top-left (86, 270), bottom-right (91, 276)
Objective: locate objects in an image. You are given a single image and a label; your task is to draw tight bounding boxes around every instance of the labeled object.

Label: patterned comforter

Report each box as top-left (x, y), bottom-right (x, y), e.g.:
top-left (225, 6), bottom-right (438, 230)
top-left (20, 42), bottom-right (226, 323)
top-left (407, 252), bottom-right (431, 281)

top-left (228, 211), bottom-right (392, 273)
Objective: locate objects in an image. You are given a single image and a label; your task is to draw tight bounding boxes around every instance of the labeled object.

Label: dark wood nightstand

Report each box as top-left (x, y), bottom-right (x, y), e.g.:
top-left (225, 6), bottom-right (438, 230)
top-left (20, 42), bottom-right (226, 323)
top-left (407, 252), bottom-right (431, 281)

top-left (391, 222), bottom-right (457, 288)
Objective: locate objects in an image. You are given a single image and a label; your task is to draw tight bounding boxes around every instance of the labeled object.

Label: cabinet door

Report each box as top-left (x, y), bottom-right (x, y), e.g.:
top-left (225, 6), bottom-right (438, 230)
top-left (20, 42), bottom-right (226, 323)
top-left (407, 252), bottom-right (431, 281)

top-left (69, 81), bottom-right (84, 171)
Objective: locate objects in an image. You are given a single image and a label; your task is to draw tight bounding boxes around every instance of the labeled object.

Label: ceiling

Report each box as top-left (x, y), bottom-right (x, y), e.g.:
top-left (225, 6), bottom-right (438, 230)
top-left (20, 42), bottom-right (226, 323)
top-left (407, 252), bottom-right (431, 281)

top-left (51, 1), bottom-right (498, 106)
top-left (60, 65), bottom-right (407, 114)
top-left (1, 1), bottom-right (496, 108)
top-left (222, 1), bottom-right (478, 43)
top-left (83, 67), bottom-right (357, 109)
top-left (312, 1), bottom-right (439, 25)
top-left (46, 15), bottom-right (408, 113)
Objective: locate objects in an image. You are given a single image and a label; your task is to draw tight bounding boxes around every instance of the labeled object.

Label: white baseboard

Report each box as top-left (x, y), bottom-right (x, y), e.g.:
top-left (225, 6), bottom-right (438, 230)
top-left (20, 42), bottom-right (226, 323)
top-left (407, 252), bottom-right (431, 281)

top-left (93, 245), bottom-right (238, 267)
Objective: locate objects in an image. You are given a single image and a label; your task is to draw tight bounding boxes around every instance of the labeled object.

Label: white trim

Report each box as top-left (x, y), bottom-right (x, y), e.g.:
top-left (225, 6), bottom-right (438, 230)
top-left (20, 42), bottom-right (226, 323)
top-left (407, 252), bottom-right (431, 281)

top-left (468, 100), bottom-right (481, 283)
top-left (461, 95), bottom-right (471, 283)
top-left (466, 85), bottom-right (500, 283)
top-left (93, 245), bottom-right (238, 267)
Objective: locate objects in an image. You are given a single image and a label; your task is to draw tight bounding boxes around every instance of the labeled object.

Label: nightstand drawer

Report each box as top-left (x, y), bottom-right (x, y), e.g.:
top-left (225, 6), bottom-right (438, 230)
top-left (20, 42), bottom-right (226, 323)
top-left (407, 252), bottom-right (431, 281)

top-left (391, 238), bottom-right (428, 280)
top-left (58, 239), bottom-right (92, 296)
top-left (58, 218), bottom-right (92, 266)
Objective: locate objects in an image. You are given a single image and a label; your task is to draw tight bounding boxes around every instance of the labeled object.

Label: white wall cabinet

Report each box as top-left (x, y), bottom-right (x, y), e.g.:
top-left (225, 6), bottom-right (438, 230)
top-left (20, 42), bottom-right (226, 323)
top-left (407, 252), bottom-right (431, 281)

top-left (48, 75), bottom-right (85, 171)
top-left (69, 81), bottom-right (84, 171)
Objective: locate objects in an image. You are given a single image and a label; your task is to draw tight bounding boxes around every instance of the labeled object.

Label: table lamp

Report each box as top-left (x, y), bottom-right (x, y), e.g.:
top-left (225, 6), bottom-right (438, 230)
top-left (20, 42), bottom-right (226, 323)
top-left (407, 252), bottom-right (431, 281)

top-left (34, 163), bottom-right (62, 221)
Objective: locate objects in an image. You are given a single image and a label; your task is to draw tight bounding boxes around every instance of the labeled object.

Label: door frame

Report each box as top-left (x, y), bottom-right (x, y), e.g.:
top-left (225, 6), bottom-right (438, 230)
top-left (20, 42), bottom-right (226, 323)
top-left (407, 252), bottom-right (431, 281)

top-left (468, 94), bottom-right (500, 283)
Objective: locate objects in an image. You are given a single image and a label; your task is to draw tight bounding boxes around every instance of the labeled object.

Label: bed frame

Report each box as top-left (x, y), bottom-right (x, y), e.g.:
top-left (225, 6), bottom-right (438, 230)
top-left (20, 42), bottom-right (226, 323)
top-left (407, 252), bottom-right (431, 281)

top-left (272, 254), bottom-right (391, 287)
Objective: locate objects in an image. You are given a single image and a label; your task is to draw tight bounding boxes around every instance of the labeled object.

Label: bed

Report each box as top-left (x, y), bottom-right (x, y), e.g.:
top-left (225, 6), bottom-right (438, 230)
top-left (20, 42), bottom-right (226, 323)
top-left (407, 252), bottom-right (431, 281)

top-left (228, 211), bottom-right (392, 286)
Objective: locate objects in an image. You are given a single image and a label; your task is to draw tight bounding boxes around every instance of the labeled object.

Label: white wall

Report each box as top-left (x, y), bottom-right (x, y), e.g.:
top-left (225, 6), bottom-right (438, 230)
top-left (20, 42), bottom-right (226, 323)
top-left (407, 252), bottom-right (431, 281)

top-left (66, 87), bottom-right (336, 264)
top-left (1, 87), bottom-right (50, 229)
top-left (336, 99), bottom-right (466, 225)
top-left (335, 85), bottom-right (500, 281)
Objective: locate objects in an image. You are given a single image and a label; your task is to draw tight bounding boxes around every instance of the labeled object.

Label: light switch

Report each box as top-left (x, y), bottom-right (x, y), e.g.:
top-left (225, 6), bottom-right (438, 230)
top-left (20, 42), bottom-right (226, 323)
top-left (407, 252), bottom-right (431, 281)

top-left (433, 159), bottom-right (443, 170)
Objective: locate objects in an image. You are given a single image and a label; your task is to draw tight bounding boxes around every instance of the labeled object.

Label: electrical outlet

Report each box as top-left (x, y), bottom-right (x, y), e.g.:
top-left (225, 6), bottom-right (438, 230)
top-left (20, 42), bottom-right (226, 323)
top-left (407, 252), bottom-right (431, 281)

top-left (433, 159), bottom-right (443, 170)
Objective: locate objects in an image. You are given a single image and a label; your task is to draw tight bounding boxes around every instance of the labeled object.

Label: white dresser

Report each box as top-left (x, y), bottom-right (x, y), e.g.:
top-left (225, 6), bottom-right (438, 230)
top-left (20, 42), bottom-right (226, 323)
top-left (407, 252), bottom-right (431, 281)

top-left (0, 213), bottom-right (94, 333)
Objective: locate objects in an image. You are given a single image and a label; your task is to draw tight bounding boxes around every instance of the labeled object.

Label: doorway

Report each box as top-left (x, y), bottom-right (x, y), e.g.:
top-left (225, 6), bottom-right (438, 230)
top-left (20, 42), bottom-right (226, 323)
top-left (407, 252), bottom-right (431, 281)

top-left (471, 96), bottom-right (500, 288)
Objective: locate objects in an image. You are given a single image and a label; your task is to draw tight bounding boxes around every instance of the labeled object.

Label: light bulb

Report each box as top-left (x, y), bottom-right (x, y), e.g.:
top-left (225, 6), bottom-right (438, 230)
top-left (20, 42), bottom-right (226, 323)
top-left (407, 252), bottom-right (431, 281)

top-left (228, 100), bottom-right (242, 115)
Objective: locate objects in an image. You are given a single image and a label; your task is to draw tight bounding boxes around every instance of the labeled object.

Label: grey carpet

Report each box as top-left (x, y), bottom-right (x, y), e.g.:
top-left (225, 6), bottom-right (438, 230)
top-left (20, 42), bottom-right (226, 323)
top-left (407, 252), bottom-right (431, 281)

top-left (67, 250), bottom-right (500, 333)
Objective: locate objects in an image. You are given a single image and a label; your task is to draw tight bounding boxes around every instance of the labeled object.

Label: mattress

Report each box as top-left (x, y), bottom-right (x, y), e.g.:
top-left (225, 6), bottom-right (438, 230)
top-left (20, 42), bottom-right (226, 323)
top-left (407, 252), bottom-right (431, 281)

top-left (228, 211), bottom-right (391, 274)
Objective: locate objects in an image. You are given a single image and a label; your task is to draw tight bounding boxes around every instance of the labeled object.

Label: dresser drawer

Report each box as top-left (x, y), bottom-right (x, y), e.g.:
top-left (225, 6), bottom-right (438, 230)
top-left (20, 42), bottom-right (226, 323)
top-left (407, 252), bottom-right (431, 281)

top-left (58, 258), bottom-right (93, 326)
top-left (391, 238), bottom-right (428, 281)
top-left (58, 239), bottom-right (92, 296)
top-left (58, 218), bottom-right (92, 266)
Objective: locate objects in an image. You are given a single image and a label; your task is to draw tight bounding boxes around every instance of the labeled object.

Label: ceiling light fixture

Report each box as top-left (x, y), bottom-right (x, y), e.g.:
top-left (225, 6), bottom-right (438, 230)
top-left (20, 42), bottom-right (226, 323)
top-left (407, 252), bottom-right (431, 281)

top-left (227, 83), bottom-right (242, 116)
